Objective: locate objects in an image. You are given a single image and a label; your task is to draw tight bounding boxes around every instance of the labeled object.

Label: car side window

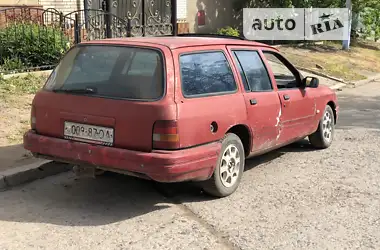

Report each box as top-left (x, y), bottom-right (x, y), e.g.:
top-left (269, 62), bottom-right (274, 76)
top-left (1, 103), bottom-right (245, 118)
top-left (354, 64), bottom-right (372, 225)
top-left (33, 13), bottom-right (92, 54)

top-left (232, 50), bottom-right (272, 92)
top-left (180, 51), bottom-right (237, 97)
top-left (262, 51), bottom-right (299, 89)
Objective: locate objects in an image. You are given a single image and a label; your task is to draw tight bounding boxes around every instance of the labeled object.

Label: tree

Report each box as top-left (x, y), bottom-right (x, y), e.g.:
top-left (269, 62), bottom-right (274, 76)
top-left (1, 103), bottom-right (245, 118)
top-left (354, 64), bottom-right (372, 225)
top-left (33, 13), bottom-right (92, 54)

top-left (361, 7), bottom-right (380, 41)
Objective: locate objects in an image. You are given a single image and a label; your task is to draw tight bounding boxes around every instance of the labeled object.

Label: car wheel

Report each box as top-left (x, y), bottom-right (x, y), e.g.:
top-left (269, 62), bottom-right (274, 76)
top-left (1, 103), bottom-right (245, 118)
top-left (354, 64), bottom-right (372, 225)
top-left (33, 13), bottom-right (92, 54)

top-left (202, 133), bottom-right (245, 198)
top-left (309, 105), bottom-right (335, 149)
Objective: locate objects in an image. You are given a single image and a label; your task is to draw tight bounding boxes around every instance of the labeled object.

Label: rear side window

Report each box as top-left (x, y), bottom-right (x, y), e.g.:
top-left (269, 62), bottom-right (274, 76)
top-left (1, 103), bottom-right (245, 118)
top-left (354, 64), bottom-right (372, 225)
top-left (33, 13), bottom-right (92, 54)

top-left (179, 51), bottom-right (237, 97)
top-left (233, 50), bottom-right (272, 92)
top-left (44, 45), bottom-right (164, 100)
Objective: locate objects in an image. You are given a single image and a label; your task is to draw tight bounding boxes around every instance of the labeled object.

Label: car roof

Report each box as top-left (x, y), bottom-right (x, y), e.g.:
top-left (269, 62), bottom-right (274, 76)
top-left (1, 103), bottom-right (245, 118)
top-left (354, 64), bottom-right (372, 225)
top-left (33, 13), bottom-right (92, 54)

top-left (81, 36), bottom-right (278, 50)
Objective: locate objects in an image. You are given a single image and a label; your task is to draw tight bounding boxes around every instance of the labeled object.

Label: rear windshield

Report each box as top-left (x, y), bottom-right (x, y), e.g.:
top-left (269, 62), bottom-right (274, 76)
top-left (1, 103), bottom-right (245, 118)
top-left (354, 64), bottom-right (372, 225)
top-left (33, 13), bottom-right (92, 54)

top-left (44, 45), bottom-right (165, 100)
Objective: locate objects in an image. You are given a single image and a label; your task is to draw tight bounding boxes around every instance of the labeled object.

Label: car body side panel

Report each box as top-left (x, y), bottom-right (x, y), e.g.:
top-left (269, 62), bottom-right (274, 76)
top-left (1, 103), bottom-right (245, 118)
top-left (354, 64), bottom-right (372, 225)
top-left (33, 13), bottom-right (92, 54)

top-left (172, 45), bottom-right (248, 149)
top-left (308, 85), bottom-right (339, 128)
top-left (259, 47), bottom-right (318, 144)
top-left (276, 88), bottom-right (316, 143)
top-left (226, 46), bottom-right (282, 151)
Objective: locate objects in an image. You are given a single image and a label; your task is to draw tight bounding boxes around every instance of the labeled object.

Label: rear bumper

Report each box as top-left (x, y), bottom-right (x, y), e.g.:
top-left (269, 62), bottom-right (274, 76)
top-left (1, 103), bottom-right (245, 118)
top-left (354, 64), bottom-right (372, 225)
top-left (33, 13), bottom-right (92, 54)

top-left (23, 130), bottom-right (221, 182)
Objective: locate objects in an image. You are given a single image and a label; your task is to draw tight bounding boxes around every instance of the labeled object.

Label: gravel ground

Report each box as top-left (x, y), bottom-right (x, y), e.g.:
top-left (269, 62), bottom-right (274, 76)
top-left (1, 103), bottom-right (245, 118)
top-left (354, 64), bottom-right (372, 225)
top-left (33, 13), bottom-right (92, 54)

top-left (0, 81), bottom-right (379, 250)
top-left (0, 173), bottom-right (231, 250)
top-left (177, 128), bottom-right (380, 249)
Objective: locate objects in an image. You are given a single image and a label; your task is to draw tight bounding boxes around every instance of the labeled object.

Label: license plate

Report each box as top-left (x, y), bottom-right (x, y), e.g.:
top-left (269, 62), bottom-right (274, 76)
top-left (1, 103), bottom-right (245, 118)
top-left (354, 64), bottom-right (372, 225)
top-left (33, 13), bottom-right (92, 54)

top-left (64, 121), bottom-right (114, 146)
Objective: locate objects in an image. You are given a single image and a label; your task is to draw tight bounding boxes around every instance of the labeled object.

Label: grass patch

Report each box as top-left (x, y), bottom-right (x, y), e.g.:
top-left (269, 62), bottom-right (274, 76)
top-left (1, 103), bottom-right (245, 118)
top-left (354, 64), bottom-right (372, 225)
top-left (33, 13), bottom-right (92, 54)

top-left (280, 40), bottom-right (380, 82)
top-left (0, 74), bottom-right (47, 96)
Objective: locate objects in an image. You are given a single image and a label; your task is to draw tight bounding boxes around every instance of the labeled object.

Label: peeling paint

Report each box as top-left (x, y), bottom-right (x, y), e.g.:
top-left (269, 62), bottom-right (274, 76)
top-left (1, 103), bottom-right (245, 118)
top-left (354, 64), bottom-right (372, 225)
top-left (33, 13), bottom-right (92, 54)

top-left (275, 108), bottom-right (282, 127)
top-left (276, 128), bottom-right (282, 141)
top-left (275, 108), bottom-right (282, 141)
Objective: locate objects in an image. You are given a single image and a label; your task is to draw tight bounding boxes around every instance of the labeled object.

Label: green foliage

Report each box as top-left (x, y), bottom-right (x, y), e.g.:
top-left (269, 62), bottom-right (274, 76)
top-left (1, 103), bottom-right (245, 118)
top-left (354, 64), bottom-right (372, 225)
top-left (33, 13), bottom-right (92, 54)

top-left (1, 57), bottom-right (25, 73)
top-left (0, 73), bottom-right (48, 95)
top-left (0, 23), bottom-right (71, 72)
top-left (361, 8), bottom-right (380, 41)
top-left (217, 26), bottom-right (240, 37)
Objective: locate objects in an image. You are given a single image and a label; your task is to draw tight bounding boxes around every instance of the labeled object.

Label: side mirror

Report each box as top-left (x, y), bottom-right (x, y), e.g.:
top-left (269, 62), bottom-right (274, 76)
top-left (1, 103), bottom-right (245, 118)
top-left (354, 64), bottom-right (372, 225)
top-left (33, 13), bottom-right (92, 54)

top-left (301, 76), bottom-right (319, 88)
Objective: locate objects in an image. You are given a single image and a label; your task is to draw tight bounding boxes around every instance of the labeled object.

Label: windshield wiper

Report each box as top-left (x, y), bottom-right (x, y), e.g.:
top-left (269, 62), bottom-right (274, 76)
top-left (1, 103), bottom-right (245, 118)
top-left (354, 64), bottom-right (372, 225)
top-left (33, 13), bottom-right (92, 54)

top-left (53, 87), bottom-right (97, 94)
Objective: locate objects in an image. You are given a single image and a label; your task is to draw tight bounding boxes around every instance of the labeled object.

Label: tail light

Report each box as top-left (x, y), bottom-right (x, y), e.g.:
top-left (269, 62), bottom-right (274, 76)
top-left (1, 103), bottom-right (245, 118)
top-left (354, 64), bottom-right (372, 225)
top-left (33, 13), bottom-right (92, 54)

top-left (153, 120), bottom-right (179, 149)
top-left (31, 105), bottom-right (36, 130)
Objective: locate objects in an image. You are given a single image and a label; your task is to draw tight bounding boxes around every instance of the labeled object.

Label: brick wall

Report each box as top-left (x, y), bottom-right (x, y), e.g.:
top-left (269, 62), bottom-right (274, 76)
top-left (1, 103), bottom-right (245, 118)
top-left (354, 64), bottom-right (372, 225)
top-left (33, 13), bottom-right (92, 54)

top-left (38, 0), bottom-right (83, 15)
top-left (0, 5), bottom-right (44, 28)
top-left (177, 21), bottom-right (189, 34)
top-left (0, 0), bottom-right (38, 4)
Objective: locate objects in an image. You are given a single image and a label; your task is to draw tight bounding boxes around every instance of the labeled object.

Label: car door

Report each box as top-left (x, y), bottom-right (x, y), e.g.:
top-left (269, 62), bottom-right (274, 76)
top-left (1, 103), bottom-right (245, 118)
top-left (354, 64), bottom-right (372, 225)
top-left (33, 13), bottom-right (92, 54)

top-left (172, 46), bottom-right (247, 148)
top-left (261, 49), bottom-right (316, 144)
top-left (228, 46), bottom-right (282, 152)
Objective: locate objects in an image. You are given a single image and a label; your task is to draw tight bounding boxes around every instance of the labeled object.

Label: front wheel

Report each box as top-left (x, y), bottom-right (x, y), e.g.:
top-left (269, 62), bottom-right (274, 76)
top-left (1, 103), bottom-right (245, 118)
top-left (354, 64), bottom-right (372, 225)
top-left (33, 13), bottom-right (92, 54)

top-left (309, 105), bottom-right (335, 149)
top-left (201, 133), bottom-right (245, 198)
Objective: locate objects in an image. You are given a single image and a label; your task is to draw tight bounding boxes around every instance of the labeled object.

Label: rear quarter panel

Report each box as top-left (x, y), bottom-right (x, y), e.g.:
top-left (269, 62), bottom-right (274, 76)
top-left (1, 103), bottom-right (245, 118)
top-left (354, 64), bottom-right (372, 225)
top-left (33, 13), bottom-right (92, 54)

top-left (172, 45), bottom-right (249, 148)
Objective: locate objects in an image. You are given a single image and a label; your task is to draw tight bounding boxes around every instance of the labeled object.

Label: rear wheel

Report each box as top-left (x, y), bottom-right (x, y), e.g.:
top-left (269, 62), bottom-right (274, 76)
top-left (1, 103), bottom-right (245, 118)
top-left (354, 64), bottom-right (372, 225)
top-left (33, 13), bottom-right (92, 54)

top-left (309, 105), bottom-right (335, 149)
top-left (202, 133), bottom-right (245, 198)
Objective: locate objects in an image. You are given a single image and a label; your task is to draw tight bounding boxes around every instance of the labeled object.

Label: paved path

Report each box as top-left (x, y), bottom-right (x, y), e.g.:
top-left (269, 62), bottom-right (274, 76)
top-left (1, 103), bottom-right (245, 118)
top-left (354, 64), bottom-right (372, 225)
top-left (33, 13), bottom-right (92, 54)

top-left (0, 81), bottom-right (379, 249)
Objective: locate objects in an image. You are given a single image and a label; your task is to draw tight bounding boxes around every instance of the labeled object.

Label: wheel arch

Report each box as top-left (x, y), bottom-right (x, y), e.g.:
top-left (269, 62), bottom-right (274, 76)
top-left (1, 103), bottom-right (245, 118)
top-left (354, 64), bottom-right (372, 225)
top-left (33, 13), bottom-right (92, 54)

top-left (327, 101), bottom-right (337, 124)
top-left (226, 124), bottom-right (252, 157)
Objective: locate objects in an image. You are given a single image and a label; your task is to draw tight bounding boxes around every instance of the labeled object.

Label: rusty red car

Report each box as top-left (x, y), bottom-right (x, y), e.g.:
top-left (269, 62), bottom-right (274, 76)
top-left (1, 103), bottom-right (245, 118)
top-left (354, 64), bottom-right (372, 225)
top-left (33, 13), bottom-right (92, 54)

top-left (23, 35), bottom-right (339, 197)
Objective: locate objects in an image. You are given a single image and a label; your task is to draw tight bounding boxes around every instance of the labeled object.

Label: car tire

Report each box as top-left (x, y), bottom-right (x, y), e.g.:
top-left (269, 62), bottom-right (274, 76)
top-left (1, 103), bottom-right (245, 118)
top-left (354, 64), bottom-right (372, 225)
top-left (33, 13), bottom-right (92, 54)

top-left (309, 105), bottom-right (335, 149)
top-left (201, 133), bottom-right (245, 198)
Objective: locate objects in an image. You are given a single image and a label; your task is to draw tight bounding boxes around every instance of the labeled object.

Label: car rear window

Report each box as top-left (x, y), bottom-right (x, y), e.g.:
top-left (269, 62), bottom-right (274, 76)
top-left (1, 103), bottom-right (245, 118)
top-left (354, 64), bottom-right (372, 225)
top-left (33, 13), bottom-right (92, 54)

top-left (44, 45), bottom-right (164, 100)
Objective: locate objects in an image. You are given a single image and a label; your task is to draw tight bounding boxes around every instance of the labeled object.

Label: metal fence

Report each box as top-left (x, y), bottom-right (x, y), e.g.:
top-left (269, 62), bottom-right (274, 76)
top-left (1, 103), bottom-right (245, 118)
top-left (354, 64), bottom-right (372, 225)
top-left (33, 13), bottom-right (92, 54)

top-left (0, 2), bottom-right (177, 74)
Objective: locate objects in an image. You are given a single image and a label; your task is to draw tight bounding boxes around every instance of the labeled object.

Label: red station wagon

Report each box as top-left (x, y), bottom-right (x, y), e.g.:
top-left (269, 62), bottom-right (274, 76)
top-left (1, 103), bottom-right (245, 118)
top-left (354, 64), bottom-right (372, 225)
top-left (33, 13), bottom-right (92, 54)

top-left (23, 35), bottom-right (339, 197)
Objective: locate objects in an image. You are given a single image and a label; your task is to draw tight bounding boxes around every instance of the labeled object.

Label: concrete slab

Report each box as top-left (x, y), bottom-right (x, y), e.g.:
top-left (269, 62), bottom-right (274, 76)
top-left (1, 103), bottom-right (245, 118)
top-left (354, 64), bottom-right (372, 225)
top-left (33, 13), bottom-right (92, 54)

top-left (0, 144), bottom-right (38, 172)
top-left (0, 160), bottom-right (71, 190)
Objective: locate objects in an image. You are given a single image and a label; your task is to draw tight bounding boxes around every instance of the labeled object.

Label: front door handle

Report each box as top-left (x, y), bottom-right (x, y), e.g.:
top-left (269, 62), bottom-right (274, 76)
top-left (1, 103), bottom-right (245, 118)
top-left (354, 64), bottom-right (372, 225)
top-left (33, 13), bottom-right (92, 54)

top-left (283, 94), bottom-right (290, 100)
top-left (250, 98), bottom-right (258, 105)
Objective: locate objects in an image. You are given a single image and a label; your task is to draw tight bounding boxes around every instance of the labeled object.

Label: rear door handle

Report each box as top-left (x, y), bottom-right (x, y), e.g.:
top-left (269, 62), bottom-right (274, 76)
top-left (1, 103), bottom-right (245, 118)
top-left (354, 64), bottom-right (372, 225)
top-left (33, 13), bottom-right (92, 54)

top-left (250, 99), bottom-right (258, 105)
top-left (283, 94), bottom-right (290, 100)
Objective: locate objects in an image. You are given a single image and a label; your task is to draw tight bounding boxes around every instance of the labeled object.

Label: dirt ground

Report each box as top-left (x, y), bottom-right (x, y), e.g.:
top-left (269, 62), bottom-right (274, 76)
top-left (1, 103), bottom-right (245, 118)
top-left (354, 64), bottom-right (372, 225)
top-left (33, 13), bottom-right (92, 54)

top-left (280, 40), bottom-right (380, 82)
top-left (0, 74), bottom-right (47, 146)
top-left (0, 74), bottom-right (47, 170)
top-left (0, 94), bottom-right (34, 147)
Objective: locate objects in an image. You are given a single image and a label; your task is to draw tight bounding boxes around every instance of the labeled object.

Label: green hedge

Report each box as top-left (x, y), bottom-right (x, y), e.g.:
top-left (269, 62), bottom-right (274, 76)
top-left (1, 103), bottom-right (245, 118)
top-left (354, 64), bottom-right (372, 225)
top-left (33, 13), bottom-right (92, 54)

top-left (0, 23), bottom-right (71, 73)
top-left (216, 26), bottom-right (240, 37)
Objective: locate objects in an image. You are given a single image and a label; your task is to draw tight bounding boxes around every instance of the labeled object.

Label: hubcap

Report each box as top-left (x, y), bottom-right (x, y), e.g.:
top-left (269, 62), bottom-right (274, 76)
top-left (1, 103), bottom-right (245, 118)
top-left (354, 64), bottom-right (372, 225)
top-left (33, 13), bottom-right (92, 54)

top-left (322, 110), bottom-right (333, 142)
top-left (219, 145), bottom-right (241, 188)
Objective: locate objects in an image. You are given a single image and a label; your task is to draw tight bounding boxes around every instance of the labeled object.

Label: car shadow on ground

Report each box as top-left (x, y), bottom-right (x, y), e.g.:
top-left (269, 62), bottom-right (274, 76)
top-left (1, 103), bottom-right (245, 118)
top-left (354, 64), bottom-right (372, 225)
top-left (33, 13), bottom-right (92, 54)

top-left (0, 139), bottom-right (317, 226)
top-left (0, 168), bottom-right (172, 226)
top-left (154, 139), bottom-right (318, 202)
